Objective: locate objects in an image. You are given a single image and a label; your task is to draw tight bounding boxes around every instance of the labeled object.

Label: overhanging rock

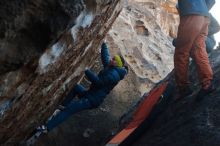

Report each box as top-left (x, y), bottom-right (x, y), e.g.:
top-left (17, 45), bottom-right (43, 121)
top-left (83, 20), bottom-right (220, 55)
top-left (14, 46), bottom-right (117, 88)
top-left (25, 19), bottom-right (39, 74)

top-left (0, 0), bottom-right (123, 145)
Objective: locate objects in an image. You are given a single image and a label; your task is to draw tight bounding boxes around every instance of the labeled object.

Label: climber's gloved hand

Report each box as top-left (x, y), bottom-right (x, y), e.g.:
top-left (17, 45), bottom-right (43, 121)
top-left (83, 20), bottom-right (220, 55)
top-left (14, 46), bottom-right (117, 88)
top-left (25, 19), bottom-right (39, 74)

top-left (172, 38), bottom-right (177, 47)
top-left (101, 41), bottom-right (107, 48)
top-left (124, 66), bottom-right (129, 73)
top-left (85, 67), bottom-right (89, 71)
top-left (103, 38), bottom-right (107, 43)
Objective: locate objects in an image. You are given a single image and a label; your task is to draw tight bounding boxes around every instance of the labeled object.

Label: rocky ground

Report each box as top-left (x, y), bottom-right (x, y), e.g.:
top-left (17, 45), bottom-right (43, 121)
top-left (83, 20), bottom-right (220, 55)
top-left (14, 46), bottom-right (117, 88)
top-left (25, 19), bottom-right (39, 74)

top-left (132, 47), bottom-right (220, 146)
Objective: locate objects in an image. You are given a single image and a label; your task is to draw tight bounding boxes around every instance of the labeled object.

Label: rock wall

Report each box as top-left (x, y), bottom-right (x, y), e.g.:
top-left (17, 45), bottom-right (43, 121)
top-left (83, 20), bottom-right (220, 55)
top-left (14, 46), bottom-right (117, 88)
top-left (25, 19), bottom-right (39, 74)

top-left (36, 0), bottom-right (179, 146)
top-left (132, 44), bottom-right (220, 146)
top-left (107, 0), bottom-right (178, 94)
top-left (0, 0), bottom-right (84, 75)
top-left (0, 0), bottom-right (123, 145)
top-left (0, 0), bottom-right (179, 145)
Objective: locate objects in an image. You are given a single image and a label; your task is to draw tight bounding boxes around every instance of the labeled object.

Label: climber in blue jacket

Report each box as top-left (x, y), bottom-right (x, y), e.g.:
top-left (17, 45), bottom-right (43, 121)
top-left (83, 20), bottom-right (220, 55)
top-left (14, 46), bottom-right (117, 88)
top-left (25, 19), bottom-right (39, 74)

top-left (39, 41), bottom-right (128, 132)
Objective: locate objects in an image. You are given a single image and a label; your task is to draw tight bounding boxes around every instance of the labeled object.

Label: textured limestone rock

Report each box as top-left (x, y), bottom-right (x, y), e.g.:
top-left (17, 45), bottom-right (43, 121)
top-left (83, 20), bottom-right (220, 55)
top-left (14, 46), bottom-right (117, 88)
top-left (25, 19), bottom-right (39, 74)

top-left (107, 0), bottom-right (178, 94)
top-left (0, 0), bottom-right (123, 145)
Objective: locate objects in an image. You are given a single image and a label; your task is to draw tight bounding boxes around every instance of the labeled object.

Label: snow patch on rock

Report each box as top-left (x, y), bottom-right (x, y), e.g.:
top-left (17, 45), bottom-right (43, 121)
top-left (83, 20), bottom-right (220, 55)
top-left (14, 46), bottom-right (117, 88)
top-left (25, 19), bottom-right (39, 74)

top-left (0, 99), bottom-right (12, 118)
top-left (38, 42), bottom-right (64, 74)
top-left (71, 11), bottom-right (94, 41)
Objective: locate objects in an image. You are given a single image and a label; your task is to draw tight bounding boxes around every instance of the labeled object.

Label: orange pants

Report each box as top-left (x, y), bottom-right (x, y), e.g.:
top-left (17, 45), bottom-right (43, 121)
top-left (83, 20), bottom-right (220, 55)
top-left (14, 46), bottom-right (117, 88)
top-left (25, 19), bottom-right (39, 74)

top-left (174, 15), bottom-right (213, 88)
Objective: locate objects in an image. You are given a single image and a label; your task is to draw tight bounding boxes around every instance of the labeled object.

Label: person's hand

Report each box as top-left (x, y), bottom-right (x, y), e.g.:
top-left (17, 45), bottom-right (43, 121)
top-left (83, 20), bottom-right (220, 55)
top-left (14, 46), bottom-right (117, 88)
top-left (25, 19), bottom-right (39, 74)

top-left (124, 66), bottom-right (129, 73)
top-left (102, 39), bottom-right (107, 46)
top-left (101, 40), bottom-right (108, 50)
top-left (85, 67), bottom-right (89, 71)
top-left (172, 38), bottom-right (177, 47)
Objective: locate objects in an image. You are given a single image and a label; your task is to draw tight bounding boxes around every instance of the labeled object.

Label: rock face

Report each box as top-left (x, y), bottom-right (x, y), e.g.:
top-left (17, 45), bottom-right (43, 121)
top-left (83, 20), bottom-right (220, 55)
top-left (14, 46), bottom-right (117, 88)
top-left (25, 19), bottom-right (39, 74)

top-left (107, 0), bottom-right (178, 94)
top-left (0, 0), bottom-right (123, 145)
top-left (0, 0), bottom-right (84, 75)
top-left (0, 0), bottom-right (179, 146)
top-left (36, 0), bottom-right (179, 146)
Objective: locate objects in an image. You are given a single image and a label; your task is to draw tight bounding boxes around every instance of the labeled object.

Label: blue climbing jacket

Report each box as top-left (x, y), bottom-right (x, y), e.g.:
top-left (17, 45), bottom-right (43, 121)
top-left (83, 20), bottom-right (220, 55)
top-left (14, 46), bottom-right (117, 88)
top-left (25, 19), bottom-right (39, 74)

top-left (206, 35), bottom-right (216, 53)
top-left (206, 14), bottom-right (220, 53)
top-left (205, 0), bottom-right (216, 10)
top-left (84, 43), bottom-right (127, 107)
top-left (208, 14), bottom-right (220, 36)
top-left (178, 0), bottom-right (215, 17)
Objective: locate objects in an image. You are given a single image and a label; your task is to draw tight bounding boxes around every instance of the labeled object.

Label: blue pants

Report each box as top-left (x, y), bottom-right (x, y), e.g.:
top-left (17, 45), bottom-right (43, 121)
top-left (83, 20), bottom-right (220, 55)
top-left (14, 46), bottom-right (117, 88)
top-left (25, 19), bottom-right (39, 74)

top-left (46, 98), bottom-right (92, 131)
top-left (62, 84), bottom-right (86, 106)
top-left (46, 84), bottom-right (92, 131)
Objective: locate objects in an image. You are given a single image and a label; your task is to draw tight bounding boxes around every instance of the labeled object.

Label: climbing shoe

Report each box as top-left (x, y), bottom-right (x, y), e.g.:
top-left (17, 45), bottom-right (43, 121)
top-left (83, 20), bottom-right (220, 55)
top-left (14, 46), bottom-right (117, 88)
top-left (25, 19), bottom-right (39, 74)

top-left (26, 125), bottom-right (48, 145)
top-left (36, 125), bottom-right (48, 134)
top-left (195, 83), bottom-right (216, 102)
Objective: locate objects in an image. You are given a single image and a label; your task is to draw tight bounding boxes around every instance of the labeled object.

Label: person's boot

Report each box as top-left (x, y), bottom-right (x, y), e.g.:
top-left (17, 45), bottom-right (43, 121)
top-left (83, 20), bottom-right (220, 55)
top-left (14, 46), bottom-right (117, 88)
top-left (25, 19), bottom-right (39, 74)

top-left (196, 82), bottom-right (216, 102)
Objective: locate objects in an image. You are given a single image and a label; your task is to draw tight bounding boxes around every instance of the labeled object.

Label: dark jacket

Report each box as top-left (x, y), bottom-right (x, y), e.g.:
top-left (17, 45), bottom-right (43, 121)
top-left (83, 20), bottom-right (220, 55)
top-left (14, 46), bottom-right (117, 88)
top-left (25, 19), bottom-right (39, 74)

top-left (206, 35), bottom-right (216, 53)
top-left (206, 14), bottom-right (220, 53)
top-left (84, 43), bottom-right (127, 107)
top-left (208, 14), bottom-right (220, 36)
top-left (205, 0), bottom-right (216, 10)
top-left (178, 0), bottom-right (215, 17)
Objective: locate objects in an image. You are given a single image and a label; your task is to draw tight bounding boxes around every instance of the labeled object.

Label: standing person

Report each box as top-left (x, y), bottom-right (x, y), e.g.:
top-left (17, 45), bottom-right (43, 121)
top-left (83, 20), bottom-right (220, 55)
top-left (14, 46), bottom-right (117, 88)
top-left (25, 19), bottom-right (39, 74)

top-left (174, 0), bottom-right (216, 99)
top-left (39, 41), bottom-right (128, 132)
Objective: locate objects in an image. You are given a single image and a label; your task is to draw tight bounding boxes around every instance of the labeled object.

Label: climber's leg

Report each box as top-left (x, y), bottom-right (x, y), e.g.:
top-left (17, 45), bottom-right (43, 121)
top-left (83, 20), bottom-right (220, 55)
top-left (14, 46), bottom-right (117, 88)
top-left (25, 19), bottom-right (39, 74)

top-left (46, 98), bottom-right (92, 131)
top-left (62, 84), bottom-right (86, 106)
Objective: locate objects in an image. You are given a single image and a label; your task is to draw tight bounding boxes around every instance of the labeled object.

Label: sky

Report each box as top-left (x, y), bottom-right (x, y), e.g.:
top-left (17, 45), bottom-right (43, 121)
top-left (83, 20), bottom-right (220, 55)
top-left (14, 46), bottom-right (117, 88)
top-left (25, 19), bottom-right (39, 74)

top-left (210, 1), bottom-right (220, 45)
